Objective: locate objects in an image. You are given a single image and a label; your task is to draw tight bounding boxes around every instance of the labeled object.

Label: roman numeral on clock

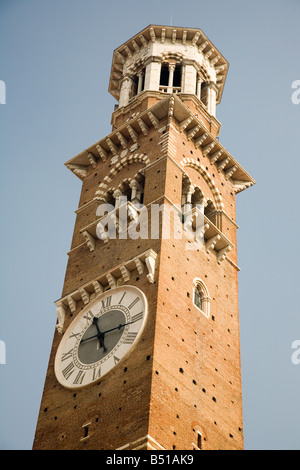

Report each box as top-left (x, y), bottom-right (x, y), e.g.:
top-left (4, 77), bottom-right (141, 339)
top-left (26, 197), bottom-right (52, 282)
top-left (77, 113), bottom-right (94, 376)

top-left (83, 310), bottom-right (94, 324)
top-left (69, 331), bottom-right (81, 340)
top-left (92, 366), bottom-right (101, 381)
top-left (61, 349), bottom-right (73, 362)
top-left (124, 332), bottom-right (138, 344)
top-left (114, 356), bottom-right (120, 365)
top-left (73, 370), bottom-right (86, 385)
top-left (62, 361), bottom-right (75, 380)
top-left (118, 292), bottom-right (127, 305)
top-left (128, 297), bottom-right (140, 310)
top-left (102, 295), bottom-right (112, 309)
top-left (132, 311), bottom-right (143, 323)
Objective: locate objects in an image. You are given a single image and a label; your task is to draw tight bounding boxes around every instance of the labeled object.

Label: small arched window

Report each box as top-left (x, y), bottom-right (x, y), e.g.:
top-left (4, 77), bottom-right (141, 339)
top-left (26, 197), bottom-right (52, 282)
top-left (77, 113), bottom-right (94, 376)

top-left (194, 285), bottom-right (203, 310)
top-left (193, 278), bottom-right (210, 318)
top-left (131, 68), bottom-right (145, 99)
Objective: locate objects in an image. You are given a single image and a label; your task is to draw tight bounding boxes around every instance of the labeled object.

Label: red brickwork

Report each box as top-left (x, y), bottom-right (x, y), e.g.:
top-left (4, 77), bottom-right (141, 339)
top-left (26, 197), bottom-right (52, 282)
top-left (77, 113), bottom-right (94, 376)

top-left (33, 94), bottom-right (244, 450)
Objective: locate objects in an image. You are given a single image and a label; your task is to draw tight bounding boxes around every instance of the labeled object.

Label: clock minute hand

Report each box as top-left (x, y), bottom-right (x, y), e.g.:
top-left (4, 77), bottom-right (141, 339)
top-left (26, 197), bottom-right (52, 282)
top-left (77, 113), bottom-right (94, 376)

top-left (80, 333), bottom-right (99, 344)
top-left (80, 322), bottom-right (130, 343)
top-left (101, 319), bottom-right (138, 335)
top-left (80, 318), bottom-right (140, 344)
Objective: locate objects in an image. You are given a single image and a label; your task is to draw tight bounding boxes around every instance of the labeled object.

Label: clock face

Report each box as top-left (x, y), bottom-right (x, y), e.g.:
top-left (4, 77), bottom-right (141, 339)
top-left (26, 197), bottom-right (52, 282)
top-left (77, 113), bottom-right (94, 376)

top-left (54, 285), bottom-right (147, 389)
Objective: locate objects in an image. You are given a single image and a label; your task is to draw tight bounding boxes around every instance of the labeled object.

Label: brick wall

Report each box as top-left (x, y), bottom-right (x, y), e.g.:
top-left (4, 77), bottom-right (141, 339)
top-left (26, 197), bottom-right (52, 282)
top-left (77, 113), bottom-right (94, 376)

top-left (33, 97), bottom-right (243, 450)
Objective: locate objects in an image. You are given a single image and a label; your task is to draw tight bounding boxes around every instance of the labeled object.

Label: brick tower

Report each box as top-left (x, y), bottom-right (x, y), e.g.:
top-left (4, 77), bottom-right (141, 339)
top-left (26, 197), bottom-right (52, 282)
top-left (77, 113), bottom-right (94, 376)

top-left (33, 25), bottom-right (255, 451)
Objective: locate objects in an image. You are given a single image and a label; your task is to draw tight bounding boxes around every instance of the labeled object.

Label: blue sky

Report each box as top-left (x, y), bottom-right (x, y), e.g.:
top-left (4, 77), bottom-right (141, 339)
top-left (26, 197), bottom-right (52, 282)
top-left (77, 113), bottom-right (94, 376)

top-left (0, 0), bottom-right (300, 450)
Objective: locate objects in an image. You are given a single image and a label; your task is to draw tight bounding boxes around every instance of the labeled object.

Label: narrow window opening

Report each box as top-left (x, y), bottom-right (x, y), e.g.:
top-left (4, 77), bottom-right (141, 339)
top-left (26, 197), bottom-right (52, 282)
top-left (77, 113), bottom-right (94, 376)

top-left (141, 71), bottom-right (145, 91)
top-left (173, 65), bottom-right (181, 88)
top-left (197, 432), bottom-right (202, 449)
top-left (201, 82), bottom-right (209, 107)
top-left (81, 424), bottom-right (90, 440)
top-left (160, 65), bottom-right (169, 86)
top-left (131, 75), bottom-right (138, 97)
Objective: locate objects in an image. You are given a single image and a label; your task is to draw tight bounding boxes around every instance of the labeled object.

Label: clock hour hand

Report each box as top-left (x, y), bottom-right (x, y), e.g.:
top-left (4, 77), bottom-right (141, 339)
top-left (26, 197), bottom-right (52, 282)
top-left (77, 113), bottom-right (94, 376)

top-left (92, 317), bottom-right (107, 352)
top-left (80, 318), bottom-right (107, 351)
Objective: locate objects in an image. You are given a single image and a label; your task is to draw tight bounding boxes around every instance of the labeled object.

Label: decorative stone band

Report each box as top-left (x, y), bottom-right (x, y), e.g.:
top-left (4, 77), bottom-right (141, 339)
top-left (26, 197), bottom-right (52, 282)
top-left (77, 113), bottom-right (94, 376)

top-left (65, 94), bottom-right (255, 194)
top-left (54, 249), bottom-right (158, 334)
top-left (180, 157), bottom-right (224, 210)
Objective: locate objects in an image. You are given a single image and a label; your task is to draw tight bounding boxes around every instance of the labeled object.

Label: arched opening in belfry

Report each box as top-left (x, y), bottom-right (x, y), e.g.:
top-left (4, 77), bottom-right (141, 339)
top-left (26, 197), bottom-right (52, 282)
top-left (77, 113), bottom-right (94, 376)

top-left (181, 176), bottom-right (204, 212)
top-left (173, 64), bottom-right (181, 89)
top-left (116, 174), bottom-right (145, 208)
top-left (131, 68), bottom-right (145, 99)
top-left (131, 75), bottom-right (138, 98)
top-left (159, 62), bottom-right (182, 93)
top-left (160, 64), bottom-right (169, 87)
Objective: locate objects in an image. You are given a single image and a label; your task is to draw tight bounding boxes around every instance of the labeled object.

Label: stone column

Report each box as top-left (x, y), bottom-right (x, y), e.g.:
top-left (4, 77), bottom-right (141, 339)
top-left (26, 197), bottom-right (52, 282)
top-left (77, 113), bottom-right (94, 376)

top-left (130, 179), bottom-right (143, 206)
top-left (185, 186), bottom-right (195, 212)
top-left (167, 63), bottom-right (175, 93)
top-left (119, 77), bottom-right (132, 107)
top-left (144, 58), bottom-right (161, 92)
top-left (198, 199), bottom-right (205, 214)
top-left (183, 62), bottom-right (197, 94)
top-left (196, 75), bottom-right (203, 101)
top-left (180, 64), bottom-right (186, 93)
top-left (137, 71), bottom-right (143, 94)
top-left (207, 82), bottom-right (218, 117)
top-left (113, 189), bottom-right (123, 209)
top-left (130, 180), bottom-right (138, 201)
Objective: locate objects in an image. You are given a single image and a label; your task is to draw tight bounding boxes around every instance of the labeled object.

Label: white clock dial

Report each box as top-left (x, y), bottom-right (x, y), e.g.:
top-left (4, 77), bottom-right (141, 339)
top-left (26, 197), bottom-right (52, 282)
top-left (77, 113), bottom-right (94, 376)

top-left (54, 285), bottom-right (147, 389)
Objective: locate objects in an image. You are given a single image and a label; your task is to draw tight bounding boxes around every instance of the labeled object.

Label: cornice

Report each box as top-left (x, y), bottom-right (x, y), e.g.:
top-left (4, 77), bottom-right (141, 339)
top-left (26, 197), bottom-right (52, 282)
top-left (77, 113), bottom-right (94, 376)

top-left (64, 94), bottom-right (255, 194)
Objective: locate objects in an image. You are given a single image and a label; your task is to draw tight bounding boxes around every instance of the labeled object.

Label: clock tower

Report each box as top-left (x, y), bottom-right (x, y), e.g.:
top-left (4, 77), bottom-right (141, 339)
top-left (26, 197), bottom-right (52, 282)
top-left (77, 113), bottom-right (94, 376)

top-left (33, 25), bottom-right (255, 451)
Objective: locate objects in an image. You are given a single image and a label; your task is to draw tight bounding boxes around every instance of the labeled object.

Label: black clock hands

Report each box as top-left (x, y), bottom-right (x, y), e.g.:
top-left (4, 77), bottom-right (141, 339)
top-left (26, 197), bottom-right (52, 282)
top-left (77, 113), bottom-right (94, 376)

top-left (80, 318), bottom-right (139, 345)
top-left (100, 319), bottom-right (137, 336)
top-left (92, 316), bottom-right (107, 352)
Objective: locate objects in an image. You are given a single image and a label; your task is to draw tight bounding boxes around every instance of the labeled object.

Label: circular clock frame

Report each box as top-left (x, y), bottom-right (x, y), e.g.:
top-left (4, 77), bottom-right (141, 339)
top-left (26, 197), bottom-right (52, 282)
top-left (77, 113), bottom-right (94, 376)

top-left (54, 285), bottom-right (148, 389)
